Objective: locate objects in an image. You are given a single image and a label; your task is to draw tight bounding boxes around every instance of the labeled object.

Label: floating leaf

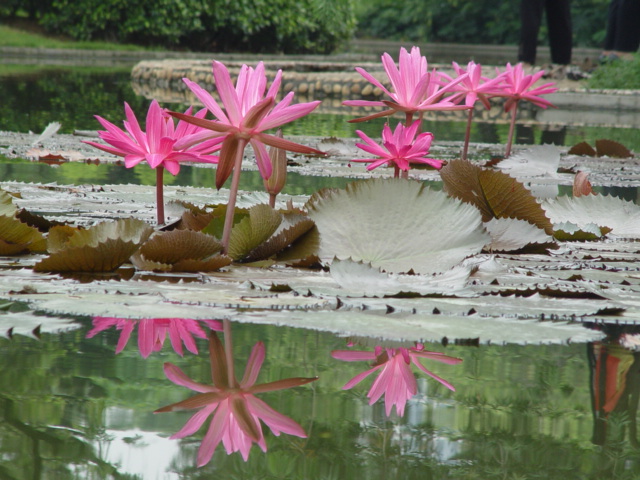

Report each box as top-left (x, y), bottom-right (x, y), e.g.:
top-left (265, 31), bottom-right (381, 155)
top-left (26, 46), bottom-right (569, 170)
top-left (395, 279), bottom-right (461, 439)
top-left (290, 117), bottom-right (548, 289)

top-left (330, 258), bottom-right (472, 297)
top-left (543, 194), bottom-right (640, 238)
top-left (595, 139), bottom-right (632, 158)
top-left (440, 159), bottom-right (553, 234)
top-left (0, 190), bottom-right (16, 217)
top-left (568, 141), bottom-right (596, 157)
top-left (34, 218), bottom-right (153, 273)
top-left (553, 222), bottom-right (607, 241)
top-left (227, 204), bottom-right (282, 261)
top-left (244, 212), bottom-right (315, 262)
top-left (496, 145), bottom-right (561, 177)
top-left (306, 178), bottom-right (489, 274)
top-left (483, 218), bottom-right (554, 252)
top-left (131, 230), bottom-right (231, 272)
top-left (0, 215), bottom-right (46, 254)
top-left (164, 201), bottom-right (216, 232)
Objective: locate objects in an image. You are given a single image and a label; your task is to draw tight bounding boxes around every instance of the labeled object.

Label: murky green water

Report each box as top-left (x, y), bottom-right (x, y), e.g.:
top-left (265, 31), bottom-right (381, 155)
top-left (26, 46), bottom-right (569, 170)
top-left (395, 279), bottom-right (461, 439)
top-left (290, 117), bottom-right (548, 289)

top-left (3, 316), bottom-right (639, 480)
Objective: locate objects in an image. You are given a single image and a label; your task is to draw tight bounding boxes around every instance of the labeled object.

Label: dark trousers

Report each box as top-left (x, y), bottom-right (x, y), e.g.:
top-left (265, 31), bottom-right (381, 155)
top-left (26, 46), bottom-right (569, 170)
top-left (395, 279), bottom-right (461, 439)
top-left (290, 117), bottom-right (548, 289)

top-left (604, 0), bottom-right (640, 52)
top-left (518, 0), bottom-right (572, 65)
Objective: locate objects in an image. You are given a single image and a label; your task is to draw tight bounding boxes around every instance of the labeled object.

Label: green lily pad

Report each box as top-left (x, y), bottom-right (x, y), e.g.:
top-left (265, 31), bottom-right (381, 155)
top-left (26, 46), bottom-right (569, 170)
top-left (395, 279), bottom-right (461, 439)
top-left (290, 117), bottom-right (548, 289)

top-left (131, 229), bottom-right (231, 272)
top-left (228, 204), bottom-right (282, 261)
top-left (34, 218), bottom-right (153, 273)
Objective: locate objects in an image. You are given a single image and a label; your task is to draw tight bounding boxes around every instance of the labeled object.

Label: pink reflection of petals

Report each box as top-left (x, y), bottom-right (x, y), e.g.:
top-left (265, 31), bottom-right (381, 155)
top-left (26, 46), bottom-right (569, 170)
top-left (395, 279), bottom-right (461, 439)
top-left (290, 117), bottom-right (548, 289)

top-left (156, 331), bottom-right (317, 466)
top-left (86, 317), bottom-right (223, 358)
top-left (332, 345), bottom-right (462, 417)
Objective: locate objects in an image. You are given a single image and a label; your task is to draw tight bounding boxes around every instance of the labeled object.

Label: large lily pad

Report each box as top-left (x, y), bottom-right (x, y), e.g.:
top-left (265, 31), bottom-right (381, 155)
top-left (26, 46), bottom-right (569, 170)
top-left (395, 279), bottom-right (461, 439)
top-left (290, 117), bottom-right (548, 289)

top-left (543, 194), bottom-right (640, 238)
top-left (131, 229), bottom-right (231, 272)
top-left (34, 218), bottom-right (153, 273)
top-left (306, 178), bottom-right (490, 274)
top-left (441, 160), bottom-right (554, 234)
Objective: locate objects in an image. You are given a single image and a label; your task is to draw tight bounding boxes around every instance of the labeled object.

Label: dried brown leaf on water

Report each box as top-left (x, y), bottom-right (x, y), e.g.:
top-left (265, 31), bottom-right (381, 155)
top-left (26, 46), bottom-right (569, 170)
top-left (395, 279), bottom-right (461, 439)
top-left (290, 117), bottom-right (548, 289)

top-left (34, 218), bottom-right (153, 273)
top-left (130, 229), bottom-right (231, 272)
top-left (440, 159), bottom-right (554, 235)
top-left (567, 139), bottom-right (632, 158)
top-left (595, 139), bottom-right (633, 158)
top-left (568, 141), bottom-right (597, 157)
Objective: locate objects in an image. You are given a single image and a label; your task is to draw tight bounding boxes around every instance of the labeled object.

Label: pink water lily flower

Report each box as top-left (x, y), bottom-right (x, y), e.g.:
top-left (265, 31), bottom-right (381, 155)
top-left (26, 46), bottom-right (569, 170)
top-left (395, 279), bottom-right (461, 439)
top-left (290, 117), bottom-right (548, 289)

top-left (170, 60), bottom-right (323, 252)
top-left (343, 46), bottom-right (469, 123)
top-left (332, 344), bottom-right (462, 416)
top-left (440, 61), bottom-right (506, 159)
top-left (496, 62), bottom-right (557, 113)
top-left (494, 63), bottom-right (558, 157)
top-left (354, 121), bottom-right (443, 177)
top-left (86, 317), bottom-right (223, 358)
top-left (156, 330), bottom-right (317, 466)
top-left (84, 100), bottom-right (223, 224)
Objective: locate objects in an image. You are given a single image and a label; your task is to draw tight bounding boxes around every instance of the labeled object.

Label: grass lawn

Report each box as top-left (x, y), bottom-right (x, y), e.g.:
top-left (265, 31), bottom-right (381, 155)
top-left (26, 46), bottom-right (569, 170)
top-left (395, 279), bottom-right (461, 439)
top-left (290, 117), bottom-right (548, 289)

top-left (0, 23), bottom-right (148, 51)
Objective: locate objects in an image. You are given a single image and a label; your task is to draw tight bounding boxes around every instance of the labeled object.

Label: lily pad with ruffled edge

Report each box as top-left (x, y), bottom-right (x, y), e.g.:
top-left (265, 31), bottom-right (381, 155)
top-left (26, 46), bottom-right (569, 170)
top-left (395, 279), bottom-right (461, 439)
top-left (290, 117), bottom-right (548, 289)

top-left (131, 229), bottom-right (231, 272)
top-left (227, 204), bottom-right (282, 261)
top-left (441, 159), bottom-right (554, 234)
top-left (0, 189), bottom-right (46, 254)
top-left (543, 194), bottom-right (640, 239)
top-left (306, 178), bottom-right (490, 275)
top-left (34, 218), bottom-right (153, 273)
top-left (244, 211), bottom-right (315, 263)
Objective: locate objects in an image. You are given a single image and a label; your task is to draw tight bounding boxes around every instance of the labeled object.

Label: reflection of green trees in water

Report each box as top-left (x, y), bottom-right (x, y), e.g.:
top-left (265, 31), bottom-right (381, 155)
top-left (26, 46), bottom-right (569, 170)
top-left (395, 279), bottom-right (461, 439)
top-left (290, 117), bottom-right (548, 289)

top-left (0, 68), bottom-right (153, 134)
top-left (2, 320), bottom-right (640, 478)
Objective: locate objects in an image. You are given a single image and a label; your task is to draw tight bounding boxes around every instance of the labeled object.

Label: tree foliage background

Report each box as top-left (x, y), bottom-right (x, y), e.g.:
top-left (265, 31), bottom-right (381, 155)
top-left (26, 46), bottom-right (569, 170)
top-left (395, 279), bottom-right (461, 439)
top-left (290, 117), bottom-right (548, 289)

top-left (355, 0), bottom-right (610, 48)
top-left (0, 0), bottom-right (612, 52)
top-left (0, 0), bottom-right (356, 54)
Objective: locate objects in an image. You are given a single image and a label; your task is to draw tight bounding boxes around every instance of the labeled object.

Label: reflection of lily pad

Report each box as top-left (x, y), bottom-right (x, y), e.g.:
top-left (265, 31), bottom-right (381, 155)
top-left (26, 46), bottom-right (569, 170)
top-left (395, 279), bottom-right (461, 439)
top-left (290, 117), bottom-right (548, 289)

top-left (34, 218), bottom-right (153, 273)
top-left (307, 178), bottom-right (489, 274)
top-left (131, 230), bottom-right (231, 272)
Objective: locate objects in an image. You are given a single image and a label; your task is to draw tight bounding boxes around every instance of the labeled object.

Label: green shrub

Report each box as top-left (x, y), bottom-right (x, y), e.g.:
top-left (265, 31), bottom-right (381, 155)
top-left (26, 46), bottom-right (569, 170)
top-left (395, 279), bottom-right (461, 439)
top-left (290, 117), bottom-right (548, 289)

top-left (6, 0), bottom-right (355, 53)
top-left (588, 55), bottom-right (640, 89)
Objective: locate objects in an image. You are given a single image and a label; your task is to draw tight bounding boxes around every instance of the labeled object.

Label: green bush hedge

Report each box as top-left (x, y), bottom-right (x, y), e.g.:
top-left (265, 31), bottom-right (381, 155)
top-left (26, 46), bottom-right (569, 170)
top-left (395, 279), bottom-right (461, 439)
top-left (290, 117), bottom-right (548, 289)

top-left (0, 0), bottom-right (356, 53)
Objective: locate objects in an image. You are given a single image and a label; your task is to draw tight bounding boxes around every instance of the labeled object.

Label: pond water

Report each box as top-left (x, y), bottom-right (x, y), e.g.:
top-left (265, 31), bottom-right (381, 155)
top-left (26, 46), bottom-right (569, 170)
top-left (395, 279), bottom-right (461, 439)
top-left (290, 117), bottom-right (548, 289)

top-left (3, 312), bottom-right (640, 480)
top-left (2, 63), bottom-right (640, 479)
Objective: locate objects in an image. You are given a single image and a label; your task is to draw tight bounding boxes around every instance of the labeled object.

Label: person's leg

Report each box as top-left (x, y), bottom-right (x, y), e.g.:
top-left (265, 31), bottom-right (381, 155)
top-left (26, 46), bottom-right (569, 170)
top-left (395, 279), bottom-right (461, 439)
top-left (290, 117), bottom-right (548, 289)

top-left (545, 0), bottom-right (572, 64)
top-left (603, 0), bottom-right (620, 52)
top-left (519, 0), bottom-right (544, 64)
top-left (612, 0), bottom-right (640, 52)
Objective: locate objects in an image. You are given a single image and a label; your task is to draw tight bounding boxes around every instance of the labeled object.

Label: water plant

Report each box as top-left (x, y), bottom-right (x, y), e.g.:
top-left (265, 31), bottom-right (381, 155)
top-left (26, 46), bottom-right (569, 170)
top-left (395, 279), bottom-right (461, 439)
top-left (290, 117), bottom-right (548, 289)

top-left (168, 60), bottom-right (323, 253)
top-left (84, 100), bottom-right (222, 225)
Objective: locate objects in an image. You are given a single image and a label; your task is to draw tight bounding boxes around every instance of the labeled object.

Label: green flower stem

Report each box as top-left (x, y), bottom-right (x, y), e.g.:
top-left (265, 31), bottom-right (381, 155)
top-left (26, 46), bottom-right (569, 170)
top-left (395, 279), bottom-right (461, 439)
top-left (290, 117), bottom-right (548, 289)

top-left (221, 139), bottom-right (248, 254)
top-left (505, 104), bottom-right (519, 158)
top-left (462, 108), bottom-right (474, 161)
top-left (156, 166), bottom-right (165, 225)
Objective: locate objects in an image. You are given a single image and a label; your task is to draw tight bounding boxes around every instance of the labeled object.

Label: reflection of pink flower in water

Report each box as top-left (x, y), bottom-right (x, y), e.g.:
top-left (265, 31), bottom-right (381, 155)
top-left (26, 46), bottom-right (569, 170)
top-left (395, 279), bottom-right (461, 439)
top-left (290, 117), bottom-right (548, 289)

top-left (332, 344), bottom-right (462, 416)
top-left (156, 330), bottom-right (317, 465)
top-left (87, 317), bottom-right (223, 358)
